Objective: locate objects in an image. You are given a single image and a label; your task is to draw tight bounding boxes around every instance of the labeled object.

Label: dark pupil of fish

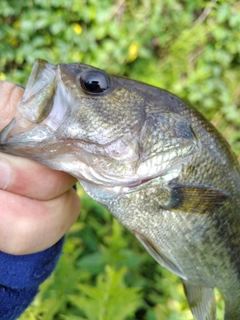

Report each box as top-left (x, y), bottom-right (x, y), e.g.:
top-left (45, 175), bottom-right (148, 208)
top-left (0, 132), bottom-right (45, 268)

top-left (80, 71), bottom-right (109, 94)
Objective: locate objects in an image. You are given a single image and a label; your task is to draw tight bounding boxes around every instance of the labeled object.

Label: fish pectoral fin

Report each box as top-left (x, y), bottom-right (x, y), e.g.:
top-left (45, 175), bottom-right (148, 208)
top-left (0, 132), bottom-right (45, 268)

top-left (135, 233), bottom-right (187, 279)
top-left (182, 279), bottom-right (216, 320)
top-left (165, 182), bottom-right (230, 214)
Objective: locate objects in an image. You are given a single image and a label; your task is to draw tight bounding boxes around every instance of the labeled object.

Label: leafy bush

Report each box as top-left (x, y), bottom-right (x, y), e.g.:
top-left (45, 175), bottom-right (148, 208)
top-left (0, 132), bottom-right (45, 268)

top-left (1, 0), bottom-right (239, 319)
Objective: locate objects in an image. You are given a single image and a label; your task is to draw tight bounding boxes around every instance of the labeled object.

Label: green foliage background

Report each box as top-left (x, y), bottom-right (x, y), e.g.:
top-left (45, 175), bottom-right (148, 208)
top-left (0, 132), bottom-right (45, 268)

top-left (1, 0), bottom-right (240, 319)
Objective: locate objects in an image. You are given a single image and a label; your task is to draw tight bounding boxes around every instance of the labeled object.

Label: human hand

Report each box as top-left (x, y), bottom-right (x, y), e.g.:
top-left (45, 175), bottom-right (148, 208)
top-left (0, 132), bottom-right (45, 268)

top-left (0, 81), bottom-right (81, 255)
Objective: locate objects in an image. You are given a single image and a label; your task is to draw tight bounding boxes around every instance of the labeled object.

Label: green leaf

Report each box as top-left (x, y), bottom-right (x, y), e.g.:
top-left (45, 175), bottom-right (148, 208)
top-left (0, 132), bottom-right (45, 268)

top-left (70, 265), bottom-right (142, 320)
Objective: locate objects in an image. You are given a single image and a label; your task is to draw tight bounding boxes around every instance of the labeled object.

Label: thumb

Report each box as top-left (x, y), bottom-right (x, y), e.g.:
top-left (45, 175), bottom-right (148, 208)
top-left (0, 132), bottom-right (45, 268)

top-left (0, 81), bottom-right (24, 130)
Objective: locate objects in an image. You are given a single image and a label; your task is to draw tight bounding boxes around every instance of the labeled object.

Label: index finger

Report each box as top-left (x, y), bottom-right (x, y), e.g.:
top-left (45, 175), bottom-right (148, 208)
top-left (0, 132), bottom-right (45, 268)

top-left (0, 153), bottom-right (77, 200)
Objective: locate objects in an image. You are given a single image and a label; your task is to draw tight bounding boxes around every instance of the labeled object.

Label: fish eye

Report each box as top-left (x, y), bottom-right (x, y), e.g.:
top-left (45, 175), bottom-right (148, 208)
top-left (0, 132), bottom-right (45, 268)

top-left (78, 70), bottom-right (110, 95)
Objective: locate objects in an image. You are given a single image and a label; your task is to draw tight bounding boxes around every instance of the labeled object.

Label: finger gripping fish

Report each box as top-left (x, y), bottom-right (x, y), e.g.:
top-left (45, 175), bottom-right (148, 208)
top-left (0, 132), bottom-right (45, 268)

top-left (1, 59), bottom-right (240, 319)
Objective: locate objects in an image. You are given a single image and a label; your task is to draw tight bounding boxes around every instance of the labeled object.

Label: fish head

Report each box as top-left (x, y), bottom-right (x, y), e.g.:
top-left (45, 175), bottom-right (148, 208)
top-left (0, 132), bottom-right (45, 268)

top-left (0, 59), bottom-right (200, 200)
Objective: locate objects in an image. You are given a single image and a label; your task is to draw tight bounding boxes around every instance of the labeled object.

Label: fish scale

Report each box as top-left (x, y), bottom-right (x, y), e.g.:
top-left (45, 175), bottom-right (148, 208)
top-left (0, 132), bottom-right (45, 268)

top-left (1, 59), bottom-right (240, 319)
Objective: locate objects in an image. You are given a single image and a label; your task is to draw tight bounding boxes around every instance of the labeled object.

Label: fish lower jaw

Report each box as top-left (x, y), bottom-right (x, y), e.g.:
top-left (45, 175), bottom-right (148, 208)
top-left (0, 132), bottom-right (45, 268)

top-left (79, 166), bottom-right (181, 203)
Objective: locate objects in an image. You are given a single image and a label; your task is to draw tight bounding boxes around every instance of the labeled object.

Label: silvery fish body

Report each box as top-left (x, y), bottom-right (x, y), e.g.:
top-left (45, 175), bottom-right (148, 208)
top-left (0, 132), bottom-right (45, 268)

top-left (1, 59), bottom-right (240, 319)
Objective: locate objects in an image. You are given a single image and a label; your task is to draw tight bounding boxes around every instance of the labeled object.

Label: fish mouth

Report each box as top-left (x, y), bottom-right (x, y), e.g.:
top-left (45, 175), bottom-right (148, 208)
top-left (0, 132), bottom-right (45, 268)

top-left (0, 59), bottom-right (70, 145)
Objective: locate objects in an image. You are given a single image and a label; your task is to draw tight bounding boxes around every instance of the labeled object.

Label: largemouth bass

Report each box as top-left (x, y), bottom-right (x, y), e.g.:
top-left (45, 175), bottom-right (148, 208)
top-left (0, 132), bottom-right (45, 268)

top-left (1, 59), bottom-right (240, 320)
